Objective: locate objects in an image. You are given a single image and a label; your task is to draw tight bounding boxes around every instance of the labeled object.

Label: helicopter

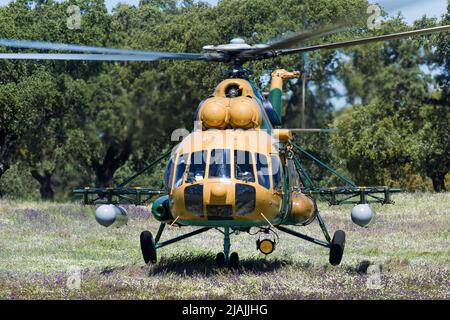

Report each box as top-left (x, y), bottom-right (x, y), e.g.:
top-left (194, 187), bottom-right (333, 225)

top-left (1, 21), bottom-right (448, 269)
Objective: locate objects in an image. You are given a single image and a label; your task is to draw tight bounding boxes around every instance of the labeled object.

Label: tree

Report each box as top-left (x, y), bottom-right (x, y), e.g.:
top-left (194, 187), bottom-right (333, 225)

top-left (0, 70), bottom-right (60, 197)
top-left (333, 14), bottom-right (449, 191)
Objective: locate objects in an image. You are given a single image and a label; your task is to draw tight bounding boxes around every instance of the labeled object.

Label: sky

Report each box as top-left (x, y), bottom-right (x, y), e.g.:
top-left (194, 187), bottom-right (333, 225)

top-left (0, 0), bottom-right (447, 23)
top-left (112, 0), bottom-right (448, 23)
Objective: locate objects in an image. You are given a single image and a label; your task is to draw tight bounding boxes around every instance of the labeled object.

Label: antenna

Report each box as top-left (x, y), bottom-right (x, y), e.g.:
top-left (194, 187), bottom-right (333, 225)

top-left (300, 6), bottom-right (309, 129)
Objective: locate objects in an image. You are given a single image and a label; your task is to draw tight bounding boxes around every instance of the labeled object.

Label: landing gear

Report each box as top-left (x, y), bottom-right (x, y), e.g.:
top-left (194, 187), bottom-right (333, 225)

top-left (215, 252), bottom-right (239, 269)
top-left (140, 230), bottom-right (157, 264)
top-left (329, 230), bottom-right (346, 266)
top-left (229, 252), bottom-right (240, 270)
top-left (276, 211), bottom-right (346, 266)
top-left (215, 227), bottom-right (240, 269)
top-left (216, 252), bottom-right (226, 268)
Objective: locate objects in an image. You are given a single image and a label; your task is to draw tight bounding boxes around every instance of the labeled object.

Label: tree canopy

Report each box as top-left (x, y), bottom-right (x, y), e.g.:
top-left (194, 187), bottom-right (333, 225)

top-left (0, 0), bottom-right (448, 200)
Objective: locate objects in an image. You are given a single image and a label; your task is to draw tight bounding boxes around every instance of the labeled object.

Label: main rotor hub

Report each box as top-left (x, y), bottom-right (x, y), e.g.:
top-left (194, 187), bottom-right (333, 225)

top-left (203, 38), bottom-right (269, 53)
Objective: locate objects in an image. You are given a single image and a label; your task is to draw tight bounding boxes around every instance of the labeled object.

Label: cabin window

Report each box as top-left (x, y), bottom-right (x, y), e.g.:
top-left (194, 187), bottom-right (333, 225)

top-left (186, 150), bottom-right (207, 183)
top-left (184, 184), bottom-right (204, 215)
top-left (271, 155), bottom-right (283, 189)
top-left (174, 153), bottom-right (188, 188)
top-left (234, 150), bottom-right (255, 183)
top-left (235, 184), bottom-right (256, 215)
top-left (209, 149), bottom-right (231, 178)
top-left (256, 153), bottom-right (270, 189)
top-left (164, 157), bottom-right (175, 191)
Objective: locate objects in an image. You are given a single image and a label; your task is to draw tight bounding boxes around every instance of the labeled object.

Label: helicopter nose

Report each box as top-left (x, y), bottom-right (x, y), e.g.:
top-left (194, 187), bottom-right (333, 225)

top-left (210, 184), bottom-right (228, 202)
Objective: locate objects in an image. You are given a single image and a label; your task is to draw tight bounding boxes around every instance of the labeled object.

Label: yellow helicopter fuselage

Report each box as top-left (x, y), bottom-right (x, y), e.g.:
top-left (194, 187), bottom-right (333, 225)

top-left (151, 76), bottom-right (316, 228)
top-left (168, 129), bottom-right (284, 227)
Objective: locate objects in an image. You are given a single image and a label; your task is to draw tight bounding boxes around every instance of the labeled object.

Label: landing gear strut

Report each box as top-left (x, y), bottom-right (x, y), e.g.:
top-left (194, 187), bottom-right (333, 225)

top-left (215, 227), bottom-right (239, 269)
top-left (140, 223), bottom-right (211, 265)
top-left (275, 211), bottom-right (346, 266)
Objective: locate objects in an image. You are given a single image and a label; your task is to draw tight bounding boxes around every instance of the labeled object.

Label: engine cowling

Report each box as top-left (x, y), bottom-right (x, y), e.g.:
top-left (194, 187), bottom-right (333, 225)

top-left (198, 97), bottom-right (229, 129)
top-left (197, 96), bottom-right (262, 130)
top-left (229, 96), bottom-right (262, 129)
top-left (285, 192), bottom-right (316, 225)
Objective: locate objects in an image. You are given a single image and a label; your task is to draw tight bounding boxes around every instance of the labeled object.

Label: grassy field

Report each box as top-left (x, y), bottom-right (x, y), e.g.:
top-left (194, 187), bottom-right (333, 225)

top-left (0, 193), bottom-right (448, 300)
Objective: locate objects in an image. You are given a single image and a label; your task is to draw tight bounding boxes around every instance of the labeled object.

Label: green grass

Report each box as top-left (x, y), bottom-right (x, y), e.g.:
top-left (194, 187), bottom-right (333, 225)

top-left (0, 193), bottom-right (449, 299)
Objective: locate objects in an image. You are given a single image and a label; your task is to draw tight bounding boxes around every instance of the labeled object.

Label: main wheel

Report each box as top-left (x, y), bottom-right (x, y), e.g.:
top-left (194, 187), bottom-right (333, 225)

top-left (229, 252), bottom-right (240, 270)
top-left (329, 230), bottom-right (346, 266)
top-left (140, 231), bottom-right (157, 264)
top-left (216, 252), bottom-right (226, 268)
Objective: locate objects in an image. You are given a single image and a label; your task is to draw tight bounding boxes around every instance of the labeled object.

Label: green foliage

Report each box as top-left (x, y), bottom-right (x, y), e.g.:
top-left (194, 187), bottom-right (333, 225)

top-left (332, 9), bottom-right (449, 192)
top-left (0, 0), bottom-right (447, 199)
top-left (0, 163), bottom-right (40, 200)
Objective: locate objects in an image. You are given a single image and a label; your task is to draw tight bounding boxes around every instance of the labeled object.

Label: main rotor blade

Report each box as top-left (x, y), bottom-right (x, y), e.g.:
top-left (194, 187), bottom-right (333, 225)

top-left (0, 38), bottom-right (205, 60)
top-left (245, 24), bottom-right (347, 56)
top-left (289, 128), bottom-right (339, 133)
top-left (0, 53), bottom-right (205, 61)
top-left (278, 25), bottom-right (450, 55)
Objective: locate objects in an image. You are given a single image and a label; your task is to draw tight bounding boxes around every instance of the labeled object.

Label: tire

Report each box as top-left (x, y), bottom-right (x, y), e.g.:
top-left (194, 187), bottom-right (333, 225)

top-left (216, 252), bottom-right (226, 268)
top-left (329, 230), bottom-right (345, 266)
top-left (229, 252), bottom-right (240, 270)
top-left (140, 231), bottom-right (157, 264)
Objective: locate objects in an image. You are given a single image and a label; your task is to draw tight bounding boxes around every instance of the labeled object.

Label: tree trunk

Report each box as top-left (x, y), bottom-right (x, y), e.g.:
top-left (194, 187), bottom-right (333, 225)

top-left (92, 138), bottom-right (133, 187)
top-left (0, 134), bottom-right (17, 197)
top-left (0, 161), bottom-right (10, 198)
top-left (31, 170), bottom-right (55, 200)
top-left (430, 171), bottom-right (447, 192)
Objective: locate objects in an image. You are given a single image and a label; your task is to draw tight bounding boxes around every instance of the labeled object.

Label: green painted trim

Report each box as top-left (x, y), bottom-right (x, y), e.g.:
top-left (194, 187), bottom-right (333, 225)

top-left (280, 164), bottom-right (291, 224)
top-left (177, 218), bottom-right (283, 228)
top-left (292, 142), bottom-right (357, 187)
top-left (223, 227), bottom-right (230, 261)
top-left (151, 195), bottom-right (173, 222)
top-left (268, 88), bottom-right (282, 118)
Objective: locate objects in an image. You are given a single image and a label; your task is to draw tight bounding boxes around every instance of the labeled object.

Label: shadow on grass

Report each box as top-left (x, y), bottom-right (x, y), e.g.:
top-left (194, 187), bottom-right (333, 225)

top-left (148, 252), bottom-right (308, 277)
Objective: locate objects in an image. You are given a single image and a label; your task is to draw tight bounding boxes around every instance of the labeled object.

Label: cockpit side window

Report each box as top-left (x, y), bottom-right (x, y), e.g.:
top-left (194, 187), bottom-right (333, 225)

top-left (174, 153), bottom-right (188, 188)
top-left (186, 150), bottom-right (207, 183)
top-left (235, 150), bottom-right (255, 183)
top-left (209, 149), bottom-right (231, 178)
top-left (256, 153), bottom-right (270, 189)
top-left (165, 157), bottom-right (175, 191)
top-left (270, 155), bottom-right (283, 189)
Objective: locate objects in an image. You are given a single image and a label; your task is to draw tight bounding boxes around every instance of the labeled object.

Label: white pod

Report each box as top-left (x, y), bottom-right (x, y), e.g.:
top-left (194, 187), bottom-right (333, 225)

top-left (351, 204), bottom-right (375, 227)
top-left (95, 204), bottom-right (128, 228)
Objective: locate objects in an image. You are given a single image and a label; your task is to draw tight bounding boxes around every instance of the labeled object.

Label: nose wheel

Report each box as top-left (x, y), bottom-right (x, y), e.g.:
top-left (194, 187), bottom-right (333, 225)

top-left (229, 252), bottom-right (239, 270)
top-left (216, 252), bottom-right (226, 268)
top-left (215, 227), bottom-right (240, 269)
top-left (215, 252), bottom-right (240, 269)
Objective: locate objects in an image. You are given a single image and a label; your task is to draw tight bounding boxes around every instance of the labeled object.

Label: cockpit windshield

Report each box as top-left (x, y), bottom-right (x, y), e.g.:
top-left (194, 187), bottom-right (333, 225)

top-left (173, 148), bottom-right (281, 190)
top-left (186, 150), bottom-right (207, 183)
top-left (234, 150), bottom-right (255, 183)
top-left (209, 149), bottom-right (231, 179)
